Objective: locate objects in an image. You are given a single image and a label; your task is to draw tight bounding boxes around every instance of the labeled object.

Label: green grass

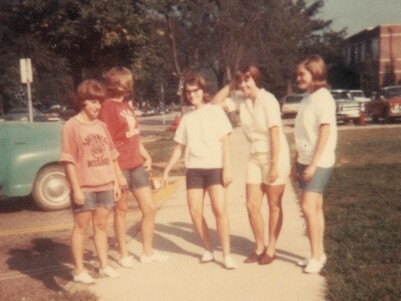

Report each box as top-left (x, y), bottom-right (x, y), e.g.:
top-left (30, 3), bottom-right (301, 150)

top-left (322, 128), bottom-right (401, 301)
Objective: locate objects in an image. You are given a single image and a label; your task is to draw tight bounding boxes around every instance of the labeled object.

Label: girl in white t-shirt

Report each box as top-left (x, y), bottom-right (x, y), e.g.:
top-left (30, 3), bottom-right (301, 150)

top-left (161, 73), bottom-right (237, 269)
top-left (213, 65), bottom-right (290, 265)
top-left (293, 55), bottom-right (337, 274)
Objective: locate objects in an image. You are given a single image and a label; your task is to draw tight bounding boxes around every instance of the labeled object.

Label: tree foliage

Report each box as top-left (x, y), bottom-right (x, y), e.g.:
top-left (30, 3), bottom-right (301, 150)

top-left (0, 0), bottom-right (346, 112)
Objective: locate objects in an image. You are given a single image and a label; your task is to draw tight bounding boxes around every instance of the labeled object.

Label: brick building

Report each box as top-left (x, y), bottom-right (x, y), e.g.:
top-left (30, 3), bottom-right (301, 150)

top-left (343, 24), bottom-right (401, 94)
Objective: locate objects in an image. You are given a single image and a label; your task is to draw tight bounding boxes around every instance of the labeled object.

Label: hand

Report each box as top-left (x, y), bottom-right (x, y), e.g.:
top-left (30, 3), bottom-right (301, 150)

top-left (222, 169), bottom-right (233, 187)
top-left (73, 189), bottom-right (85, 206)
top-left (290, 165), bottom-right (297, 181)
top-left (303, 164), bottom-right (317, 183)
top-left (113, 181), bottom-right (121, 202)
top-left (161, 171), bottom-right (169, 189)
top-left (143, 157), bottom-right (152, 171)
top-left (268, 166), bottom-right (279, 183)
top-left (118, 174), bottom-right (128, 193)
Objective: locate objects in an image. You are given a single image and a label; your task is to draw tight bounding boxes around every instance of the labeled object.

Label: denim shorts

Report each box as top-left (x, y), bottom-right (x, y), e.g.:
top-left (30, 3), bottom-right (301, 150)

top-left (71, 190), bottom-right (114, 212)
top-left (122, 166), bottom-right (150, 191)
top-left (296, 163), bottom-right (333, 193)
top-left (186, 168), bottom-right (222, 189)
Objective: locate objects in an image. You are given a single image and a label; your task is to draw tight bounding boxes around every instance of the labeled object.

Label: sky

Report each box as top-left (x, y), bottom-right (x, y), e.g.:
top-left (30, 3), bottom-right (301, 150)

top-left (318, 0), bottom-right (401, 37)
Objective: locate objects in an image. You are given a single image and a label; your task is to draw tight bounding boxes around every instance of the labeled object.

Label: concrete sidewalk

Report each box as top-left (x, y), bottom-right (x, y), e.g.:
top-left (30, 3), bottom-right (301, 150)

top-left (87, 127), bottom-right (326, 301)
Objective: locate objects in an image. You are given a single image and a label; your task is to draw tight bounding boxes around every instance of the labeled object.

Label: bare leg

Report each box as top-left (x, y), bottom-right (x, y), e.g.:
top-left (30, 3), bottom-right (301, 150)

top-left (133, 186), bottom-right (156, 256)
top-left (114, 192), bottom-right (129, 258)
top-left (265, 184), bottom-right (285, 256)
top-left (208, 184), bottom-right (230, 257)
top-left (187, 188), bottom-right (212, 251)
top-left (246, 183), bottom-right (265, 254)
top-left (301, 191), bottom-right (324, 260)
top-left (71, 211), bottom-right (91, 274)
top-left (93, 207), bottom-right (111, 269)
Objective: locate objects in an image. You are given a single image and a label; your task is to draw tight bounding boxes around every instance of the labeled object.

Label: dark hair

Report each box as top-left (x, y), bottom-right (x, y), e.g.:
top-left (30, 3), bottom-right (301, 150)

top-left (75, 79), bottom-right (105, 109)
top-left (182, 73), bottom-right (210, 105)
top-left (103, 66), bottom-right (134, 99)
top-left (235, 65), bottom-right (262, 88)
top-left (298, 55), bottom-right (329, 92)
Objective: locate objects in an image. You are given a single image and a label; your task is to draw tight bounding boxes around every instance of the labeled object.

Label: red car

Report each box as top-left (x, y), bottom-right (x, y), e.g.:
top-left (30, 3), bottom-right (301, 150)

top-left (366, 85), bottom-right (401, 122)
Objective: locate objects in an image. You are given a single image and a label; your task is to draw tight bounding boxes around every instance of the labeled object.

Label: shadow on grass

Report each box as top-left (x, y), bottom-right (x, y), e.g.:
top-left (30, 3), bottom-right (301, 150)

top-left (323, 163), bottom-right (401, 301)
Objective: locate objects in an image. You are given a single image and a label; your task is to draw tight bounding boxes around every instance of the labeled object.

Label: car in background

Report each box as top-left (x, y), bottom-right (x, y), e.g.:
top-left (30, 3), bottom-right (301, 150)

top-left (348, 89), bottom-right (370, 104)
top-left (365, 85), bottom-right (401, 122)
top-left (134, 108), bottom-right (144, 116)
top-left (0, 122), bottom-right (70, 211)
top-left (280, 93), bottom-right (305, 118)
top-left (4, 107), bottom-right (60, 122)
top-left (330, 90), bottom-right (361, 124)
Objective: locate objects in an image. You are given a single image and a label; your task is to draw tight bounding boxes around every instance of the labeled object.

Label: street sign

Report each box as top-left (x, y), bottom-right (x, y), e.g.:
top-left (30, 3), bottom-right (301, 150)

top-left (20, 58), bottom-right (33, 83)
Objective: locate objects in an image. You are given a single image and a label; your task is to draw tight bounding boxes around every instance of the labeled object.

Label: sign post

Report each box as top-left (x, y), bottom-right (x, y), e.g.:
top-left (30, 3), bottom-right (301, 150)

top-left (20, 58), bottom-right (33, 122)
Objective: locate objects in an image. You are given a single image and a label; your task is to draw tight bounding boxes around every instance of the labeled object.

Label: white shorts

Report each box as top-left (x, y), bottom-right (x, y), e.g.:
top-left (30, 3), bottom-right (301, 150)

top-left (246, 153), bottom-right (290, 186)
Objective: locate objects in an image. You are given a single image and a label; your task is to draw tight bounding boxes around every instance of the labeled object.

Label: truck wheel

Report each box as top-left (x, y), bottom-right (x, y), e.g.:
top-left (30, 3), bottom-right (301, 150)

top-left (32, 165), bottom-right (71, 211)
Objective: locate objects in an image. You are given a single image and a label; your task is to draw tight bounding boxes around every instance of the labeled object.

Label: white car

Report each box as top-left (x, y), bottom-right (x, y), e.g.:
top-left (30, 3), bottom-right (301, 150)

top-left (349, 90), bottom-right (370, 103)
top-left (280, 94), bottom-right (305, 118)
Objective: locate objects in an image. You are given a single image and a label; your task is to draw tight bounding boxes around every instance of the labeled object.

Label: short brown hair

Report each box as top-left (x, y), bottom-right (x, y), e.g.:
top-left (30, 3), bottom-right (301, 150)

top-left (182, 73), bottom-right (210, 105)
top-left (75, 79), bottom-right (105, 109)
top-left (235, 65), bottom-right (262, 88)
top-left (298, 55), bottom-right (329, 92)
top-left (103, 66), bottom-right (134, 99)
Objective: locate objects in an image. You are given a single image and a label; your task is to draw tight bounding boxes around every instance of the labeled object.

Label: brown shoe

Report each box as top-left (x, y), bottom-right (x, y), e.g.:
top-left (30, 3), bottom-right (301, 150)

top-left (244, 247), bottom-right (266, 263)
top-left (258, 252), bottom-right (275, 265)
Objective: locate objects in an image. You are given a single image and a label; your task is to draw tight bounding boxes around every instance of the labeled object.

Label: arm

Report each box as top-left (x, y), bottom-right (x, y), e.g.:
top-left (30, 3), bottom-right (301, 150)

top-left (221, 134), bottom-right (233, 187)
top-left (139, 142), bottom-right (152, 171)
top-left (268, 126), bottom-right (280, 183)
top-left (211, 84), bottom-right (231, 105)
top-left (161, 143), bottom-right (185, 188)
top-left (112, 159), bottom-right (125, 201)
top-left (62, 162), bottom-right (85, 206)
top-left (303, 124), bottom-right (330, 182)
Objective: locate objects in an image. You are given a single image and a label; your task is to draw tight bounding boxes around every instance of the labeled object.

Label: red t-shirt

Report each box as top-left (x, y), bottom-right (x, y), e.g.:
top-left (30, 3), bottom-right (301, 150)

top-left (59, 117), bottom-right (118, 191)
top-left (98, 100), bottom-right (145, 170)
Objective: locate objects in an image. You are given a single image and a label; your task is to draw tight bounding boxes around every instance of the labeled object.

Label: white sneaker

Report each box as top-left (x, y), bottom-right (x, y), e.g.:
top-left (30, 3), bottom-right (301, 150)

top-left (99, 266), bottom-right (120, 278)
top-left (140, 251), bottom-right (170, 263)
top-left (118, 255), bottom-right (135, 268)
top-left (304, 258), bottom-right (324, 274)
top-left (297, 254), bottom-right (327, 267)
top-left (200, 251), bottom-right (215, 263)
top-left (73, 271), bottom-right (95, 284)
top-left (223, 255), bottom-right (237, 269)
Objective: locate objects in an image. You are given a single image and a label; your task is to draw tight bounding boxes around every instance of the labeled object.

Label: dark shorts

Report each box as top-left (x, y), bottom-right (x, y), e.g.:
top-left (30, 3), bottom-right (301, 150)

top-left (122, 166), bottom-right (150, 191)
top-left (296, 163), bottom-right (333, 193)
top-left (186, 168), bottom-right (223, 189)
top-left (71, 190), bottom-right (114, 212)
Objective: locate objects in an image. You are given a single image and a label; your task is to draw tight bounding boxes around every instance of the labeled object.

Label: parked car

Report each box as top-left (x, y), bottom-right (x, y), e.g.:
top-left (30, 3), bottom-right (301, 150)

top-left (4, 107), bottom-right (60, 122)
top-left (365, 85), bottom-right (401, 122)
top-left (330, 90), bottom-right (361, 124)
top-left (0, 122), bottom-right (70, 211)
top-left (280, 93), bottom-right (305, 118)
top-left (348, 89), bottom-right (370, 103)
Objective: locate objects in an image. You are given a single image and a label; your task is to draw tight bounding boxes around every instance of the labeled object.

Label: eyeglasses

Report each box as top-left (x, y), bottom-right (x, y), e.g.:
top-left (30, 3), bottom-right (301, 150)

top-left (185, 88), bottom-right (202, 94)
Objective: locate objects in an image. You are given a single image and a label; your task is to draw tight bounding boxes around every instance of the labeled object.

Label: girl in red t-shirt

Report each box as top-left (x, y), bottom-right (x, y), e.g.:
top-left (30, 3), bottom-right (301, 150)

top-left (99, 67), bottom-right (169, 267)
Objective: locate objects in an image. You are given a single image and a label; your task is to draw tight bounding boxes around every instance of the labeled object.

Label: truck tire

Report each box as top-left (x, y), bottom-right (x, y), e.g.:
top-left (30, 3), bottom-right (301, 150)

top-left (32, 164), bottom-right (71, 211)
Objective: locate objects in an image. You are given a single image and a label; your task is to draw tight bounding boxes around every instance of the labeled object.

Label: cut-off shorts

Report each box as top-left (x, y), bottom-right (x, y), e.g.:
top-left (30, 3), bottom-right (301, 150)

top-left (186, 168), bottom-right (222, 189)
top-left (296, 162), bottom-right (333, 193)
top-left (71, 190), bottom-right (114, 212)
top-left (247, 152), bottom-right (290, 186)
top-left (122, 166), bottom-right (150, 191)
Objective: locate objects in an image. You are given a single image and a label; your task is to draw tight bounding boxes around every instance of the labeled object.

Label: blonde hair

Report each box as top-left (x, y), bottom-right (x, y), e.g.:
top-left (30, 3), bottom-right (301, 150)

top-left (298, 55), bottom-right (329, 92)
top-left (103, 66), bottom-right (133, 99)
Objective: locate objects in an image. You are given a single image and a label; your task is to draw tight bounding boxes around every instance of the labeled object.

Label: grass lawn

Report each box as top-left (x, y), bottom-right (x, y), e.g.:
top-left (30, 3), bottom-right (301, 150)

top-left (144, 127), bottom-right (401, 301)
top-left (322, 127), bottom-right (401, 301)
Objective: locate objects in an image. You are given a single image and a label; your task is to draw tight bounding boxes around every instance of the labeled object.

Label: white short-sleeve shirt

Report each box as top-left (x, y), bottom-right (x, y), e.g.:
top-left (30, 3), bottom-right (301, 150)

top-left (294, 88), bottom-right (338, 167)
top-left (238, 89), bottom-right (289, 160)
top-left (174, 104), bottom-right (232, 169)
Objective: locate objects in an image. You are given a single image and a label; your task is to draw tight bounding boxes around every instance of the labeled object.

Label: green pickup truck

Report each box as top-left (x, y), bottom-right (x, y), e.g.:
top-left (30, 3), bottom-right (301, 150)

top-left (0, 122), bottom-right (70, 211)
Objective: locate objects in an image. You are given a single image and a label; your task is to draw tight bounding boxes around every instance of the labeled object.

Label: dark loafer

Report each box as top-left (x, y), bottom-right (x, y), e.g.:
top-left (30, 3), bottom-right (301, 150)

top-left (258, 253), bottom-right (275, 265)
top-left (244, 247), bottom-right (267, 263)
